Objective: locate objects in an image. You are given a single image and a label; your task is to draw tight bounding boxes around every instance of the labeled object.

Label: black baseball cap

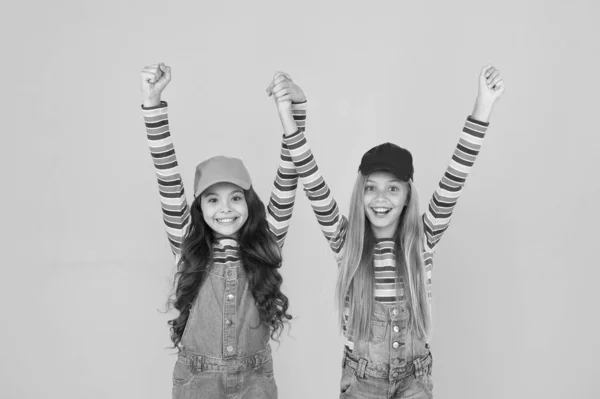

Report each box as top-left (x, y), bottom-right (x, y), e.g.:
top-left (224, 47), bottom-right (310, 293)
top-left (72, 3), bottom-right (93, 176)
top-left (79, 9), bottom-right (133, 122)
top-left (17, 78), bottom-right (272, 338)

top-left (358, 142), bottom-right (414, 181)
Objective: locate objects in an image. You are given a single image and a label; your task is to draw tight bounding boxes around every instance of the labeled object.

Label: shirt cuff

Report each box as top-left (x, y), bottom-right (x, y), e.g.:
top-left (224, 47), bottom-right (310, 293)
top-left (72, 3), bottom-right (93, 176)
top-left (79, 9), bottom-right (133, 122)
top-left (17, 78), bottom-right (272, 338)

top-left (141, 100), bottom-right (168, 110)
top-left (467, 115), bottom-right (490, 127)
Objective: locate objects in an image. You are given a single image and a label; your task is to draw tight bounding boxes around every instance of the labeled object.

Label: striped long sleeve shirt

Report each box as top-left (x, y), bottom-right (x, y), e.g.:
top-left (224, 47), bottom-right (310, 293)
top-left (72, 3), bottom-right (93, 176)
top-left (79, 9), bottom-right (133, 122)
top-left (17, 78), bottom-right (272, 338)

top-left (282, 111), bottom-right (490, 311)
top-left (142, 101), bottom-right (306, 264)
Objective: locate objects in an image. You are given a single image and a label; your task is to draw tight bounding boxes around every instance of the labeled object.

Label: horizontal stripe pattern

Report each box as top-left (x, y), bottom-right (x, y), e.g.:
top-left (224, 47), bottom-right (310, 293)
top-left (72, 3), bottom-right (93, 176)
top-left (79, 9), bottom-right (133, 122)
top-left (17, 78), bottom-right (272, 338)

top-left (142, 101), bottom-right (304, 260)
top-left (266, 102), bottom-right (305, 247)
top-left (282, 111), bottom-right (489, 344)
top-left (283, 126), bottom-right (344, 254)
top-left (423, 116), bottom-right (489, 254)
top-left (373, 240), bottom-right (405, 303)
top-left (213, 238), bottom-right (241, 267)
top-left (143, 103), bottom-right (191, 258)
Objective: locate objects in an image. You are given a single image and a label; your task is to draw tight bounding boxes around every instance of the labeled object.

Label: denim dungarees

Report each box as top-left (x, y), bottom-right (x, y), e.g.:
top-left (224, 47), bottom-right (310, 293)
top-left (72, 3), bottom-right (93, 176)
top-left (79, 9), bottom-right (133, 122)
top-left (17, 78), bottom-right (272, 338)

top-left (172, 239), bottom-right (277, 399)
top-left (339, 300), bottom-right (433, 399)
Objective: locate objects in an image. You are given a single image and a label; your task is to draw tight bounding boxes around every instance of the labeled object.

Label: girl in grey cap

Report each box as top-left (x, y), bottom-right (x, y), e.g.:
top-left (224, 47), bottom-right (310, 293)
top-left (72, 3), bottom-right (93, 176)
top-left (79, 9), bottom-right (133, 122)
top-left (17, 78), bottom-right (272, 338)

top-left (266, 66), bottom-right (504, 398)
top-left (139, 63), bottom-right (304, 399)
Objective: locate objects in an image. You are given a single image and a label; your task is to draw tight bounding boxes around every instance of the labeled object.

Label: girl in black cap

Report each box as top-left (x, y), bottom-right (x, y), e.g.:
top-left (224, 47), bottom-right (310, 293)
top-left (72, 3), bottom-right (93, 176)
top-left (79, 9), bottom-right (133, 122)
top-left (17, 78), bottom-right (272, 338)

top-left (267, 66), bottom-right (504, 398)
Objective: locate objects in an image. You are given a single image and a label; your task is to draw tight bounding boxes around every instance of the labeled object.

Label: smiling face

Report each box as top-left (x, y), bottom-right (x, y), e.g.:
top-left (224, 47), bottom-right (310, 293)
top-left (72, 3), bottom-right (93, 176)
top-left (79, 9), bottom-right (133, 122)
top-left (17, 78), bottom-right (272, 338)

top-left (363, 170), bottom-right (409, 239)
top-left (200, 182), bottom-right (249, 238)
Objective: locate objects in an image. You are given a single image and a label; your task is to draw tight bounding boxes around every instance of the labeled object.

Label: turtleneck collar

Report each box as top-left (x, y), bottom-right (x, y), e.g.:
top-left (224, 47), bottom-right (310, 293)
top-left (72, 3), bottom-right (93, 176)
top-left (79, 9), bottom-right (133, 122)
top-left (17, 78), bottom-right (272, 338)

top-left (213, 236), bottom-right (239, 249)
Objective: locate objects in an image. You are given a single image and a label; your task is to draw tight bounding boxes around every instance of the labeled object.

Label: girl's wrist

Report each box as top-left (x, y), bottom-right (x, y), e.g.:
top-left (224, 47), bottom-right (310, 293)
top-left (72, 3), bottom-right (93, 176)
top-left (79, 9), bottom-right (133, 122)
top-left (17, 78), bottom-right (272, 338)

top-left (277, 107), bottom-right (298, 136)
top-left (471, 98), bottom-right (494, 123)
top-left (143, 96), bottom-right (161, 108)
top-left (277, 103), bottom-right (293, 115)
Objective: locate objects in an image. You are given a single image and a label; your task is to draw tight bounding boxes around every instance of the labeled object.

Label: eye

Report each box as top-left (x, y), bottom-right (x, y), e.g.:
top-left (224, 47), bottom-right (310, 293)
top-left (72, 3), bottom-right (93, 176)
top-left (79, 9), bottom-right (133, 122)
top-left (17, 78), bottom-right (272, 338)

top-left (206, 197), bottom-right (217, 203)
top-left (365, 185), bottom-right (375, 192)
top-left (232, 195), bottom-right (244, 202)
top-left (389, 186), bottom-right (399, 192)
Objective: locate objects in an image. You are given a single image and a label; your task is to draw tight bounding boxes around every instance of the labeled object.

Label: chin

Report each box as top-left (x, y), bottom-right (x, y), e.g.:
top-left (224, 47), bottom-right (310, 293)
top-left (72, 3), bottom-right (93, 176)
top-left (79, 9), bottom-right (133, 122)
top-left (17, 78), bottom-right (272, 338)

top-left (370, 221), bottom-right (392, 230)
top-left (210, 223), bottom-right (243, 238)
top-left (366, 213), bottom-right (401, 237)
top-left (366, 215), bottom-right (388, 227)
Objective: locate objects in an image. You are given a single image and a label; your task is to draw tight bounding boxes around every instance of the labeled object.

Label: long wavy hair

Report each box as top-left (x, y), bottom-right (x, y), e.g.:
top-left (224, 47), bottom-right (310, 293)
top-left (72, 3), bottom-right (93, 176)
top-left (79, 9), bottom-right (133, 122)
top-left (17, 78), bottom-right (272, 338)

top-left (167, 186), bottom-right (292, 350)
top-left (335, 173), bottom-right (432, 342)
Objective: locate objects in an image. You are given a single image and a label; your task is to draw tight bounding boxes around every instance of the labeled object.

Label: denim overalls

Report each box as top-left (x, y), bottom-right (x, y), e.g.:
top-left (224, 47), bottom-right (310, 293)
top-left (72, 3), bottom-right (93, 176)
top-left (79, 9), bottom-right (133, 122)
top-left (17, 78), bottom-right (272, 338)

top-left (339, 300), bottom-right (433, 399)
top-left (171, 238), bottom-right (276, 399)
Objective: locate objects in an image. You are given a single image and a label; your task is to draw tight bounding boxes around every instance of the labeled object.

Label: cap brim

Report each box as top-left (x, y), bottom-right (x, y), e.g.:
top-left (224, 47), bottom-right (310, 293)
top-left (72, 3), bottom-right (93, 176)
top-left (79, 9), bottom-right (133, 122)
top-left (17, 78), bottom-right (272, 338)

top-left (360, 163), bottom-right (411, 181)
top-left (195, 178), bottom-right (252, 197)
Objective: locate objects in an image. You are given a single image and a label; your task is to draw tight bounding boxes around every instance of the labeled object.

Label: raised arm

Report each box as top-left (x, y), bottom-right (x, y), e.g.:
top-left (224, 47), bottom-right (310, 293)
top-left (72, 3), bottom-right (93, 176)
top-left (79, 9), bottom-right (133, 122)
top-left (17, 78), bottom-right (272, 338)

top-left (266, 91), bottom-right (305, 248)
top-left (140, 63), bottom-right (190, 258)
top-left (423, 65), bottom-right (505, 256)
top-left (267, 73), bottom-right (347, 255)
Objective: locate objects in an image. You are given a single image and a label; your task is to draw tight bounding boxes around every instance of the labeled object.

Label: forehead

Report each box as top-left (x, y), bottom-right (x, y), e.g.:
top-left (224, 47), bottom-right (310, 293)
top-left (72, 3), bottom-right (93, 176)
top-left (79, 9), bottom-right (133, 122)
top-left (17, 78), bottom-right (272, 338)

top-left (201, 182), bottom-right (244, 197)
top-left (366, 170), bottom-right (402, 183)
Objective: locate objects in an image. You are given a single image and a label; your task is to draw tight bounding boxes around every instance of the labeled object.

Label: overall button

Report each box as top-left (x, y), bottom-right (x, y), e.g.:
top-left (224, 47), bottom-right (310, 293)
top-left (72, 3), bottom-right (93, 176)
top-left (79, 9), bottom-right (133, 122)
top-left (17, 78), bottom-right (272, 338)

top-left (225, 319), bottom-right (232, 326)
top-left (392, 372), bottom-right (399, 378)
top-left (227, 294), bottom-right (234, 301)
top-left (393, 325), bottom-right (400, 333)
top-left (226, 345), bottom-right (234, 352)
top-left (391, 309), bottom-right (398, 317)
top-left (393, 358), bottom-right (400, 365)
top-left (392, 342), bottom-right (401, 349)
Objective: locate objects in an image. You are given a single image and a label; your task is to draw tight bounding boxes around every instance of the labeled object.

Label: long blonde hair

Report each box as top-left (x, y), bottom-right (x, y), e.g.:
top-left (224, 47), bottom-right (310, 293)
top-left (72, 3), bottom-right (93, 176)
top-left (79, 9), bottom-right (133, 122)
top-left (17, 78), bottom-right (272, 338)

top-left (335, 173), bottom-right (432, 341)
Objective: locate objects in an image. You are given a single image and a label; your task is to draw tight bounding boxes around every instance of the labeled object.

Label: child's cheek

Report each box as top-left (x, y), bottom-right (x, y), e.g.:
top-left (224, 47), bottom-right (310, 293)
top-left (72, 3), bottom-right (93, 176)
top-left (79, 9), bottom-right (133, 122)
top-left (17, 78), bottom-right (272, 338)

top-left (363, 192), bottom-right (374, 206)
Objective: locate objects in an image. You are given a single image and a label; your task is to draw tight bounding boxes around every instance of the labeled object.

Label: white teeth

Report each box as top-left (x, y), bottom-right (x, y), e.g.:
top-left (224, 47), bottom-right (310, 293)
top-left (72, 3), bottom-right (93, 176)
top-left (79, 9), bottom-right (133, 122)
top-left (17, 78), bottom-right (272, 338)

top-left (371, 207), bottom-right (391, 216)
top-left (373, 208), bottom-right (390, 212)
top-left (217, 218), bottom-right (236, 223)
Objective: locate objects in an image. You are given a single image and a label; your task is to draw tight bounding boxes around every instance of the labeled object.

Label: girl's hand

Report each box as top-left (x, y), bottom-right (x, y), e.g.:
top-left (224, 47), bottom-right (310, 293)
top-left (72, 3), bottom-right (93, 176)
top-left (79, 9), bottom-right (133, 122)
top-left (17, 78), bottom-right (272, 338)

top-left (266, 72), bottom-right (306, 112)
top-left (140, 63), bottom-right (172, 108)
top-left (472, 65), bottom-right (505, 123)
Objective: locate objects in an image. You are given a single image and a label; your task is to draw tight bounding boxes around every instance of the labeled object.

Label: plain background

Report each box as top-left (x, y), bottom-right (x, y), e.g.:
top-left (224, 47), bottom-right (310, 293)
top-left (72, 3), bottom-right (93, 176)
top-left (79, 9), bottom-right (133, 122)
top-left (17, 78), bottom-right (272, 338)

top-left (2, 1), bottom-right (599, 398)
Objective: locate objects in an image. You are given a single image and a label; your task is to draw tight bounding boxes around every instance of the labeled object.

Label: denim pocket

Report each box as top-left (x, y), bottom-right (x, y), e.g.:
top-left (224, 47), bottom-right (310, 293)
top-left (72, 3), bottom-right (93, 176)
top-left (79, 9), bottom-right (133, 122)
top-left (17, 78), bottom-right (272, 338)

top-left (172, 360), bottom-right (196, 386)
top-left (424, 374), bottom-right (433, 394)
top-left (339, 367), bottom-right (357, 396)
top-left (261, 358), bottom-right (275, 379)
top-left (417, 373), bottom-right (434, 398)
top-left (412, 354), bottom-right (433, 396)
top-left (369, 320), bottom-right (388, 344)
top-left (402, 375), bottom-right (433, 399)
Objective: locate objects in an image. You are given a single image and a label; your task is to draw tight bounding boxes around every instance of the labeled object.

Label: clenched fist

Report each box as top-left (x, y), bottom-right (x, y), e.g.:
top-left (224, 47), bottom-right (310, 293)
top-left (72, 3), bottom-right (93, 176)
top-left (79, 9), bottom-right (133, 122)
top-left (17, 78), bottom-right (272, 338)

top-left (472, 64), bottom-right (505, 122)
top-left (140, 63), bottom-right (172, 107)
top-left (478, 65), bottom-right (505, 105)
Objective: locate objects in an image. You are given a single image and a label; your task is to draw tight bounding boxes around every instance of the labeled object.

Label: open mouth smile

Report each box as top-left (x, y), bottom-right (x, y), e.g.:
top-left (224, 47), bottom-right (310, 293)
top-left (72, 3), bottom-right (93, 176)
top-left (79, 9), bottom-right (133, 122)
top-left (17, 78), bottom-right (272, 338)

top-left (216, 217), bottom-right (238, 225)
top-left (371, 207), bottom-right (392, 217)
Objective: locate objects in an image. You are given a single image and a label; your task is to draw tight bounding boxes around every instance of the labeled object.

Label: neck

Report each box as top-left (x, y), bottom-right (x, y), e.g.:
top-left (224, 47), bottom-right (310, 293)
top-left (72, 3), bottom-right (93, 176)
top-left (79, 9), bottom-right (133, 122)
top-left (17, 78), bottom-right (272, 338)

top-left (370, 223), bottom-right (398, 240)
top-left (213, 232), bottom-right (239, 240)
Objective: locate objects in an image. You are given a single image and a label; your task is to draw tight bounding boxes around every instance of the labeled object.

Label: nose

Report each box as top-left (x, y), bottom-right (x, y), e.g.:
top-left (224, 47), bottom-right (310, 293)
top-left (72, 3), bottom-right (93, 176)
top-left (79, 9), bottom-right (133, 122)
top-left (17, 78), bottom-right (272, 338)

top-left (374, 189), bottom-right (387, 201)
top-left (219, 201), bottom-right (232, 213)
